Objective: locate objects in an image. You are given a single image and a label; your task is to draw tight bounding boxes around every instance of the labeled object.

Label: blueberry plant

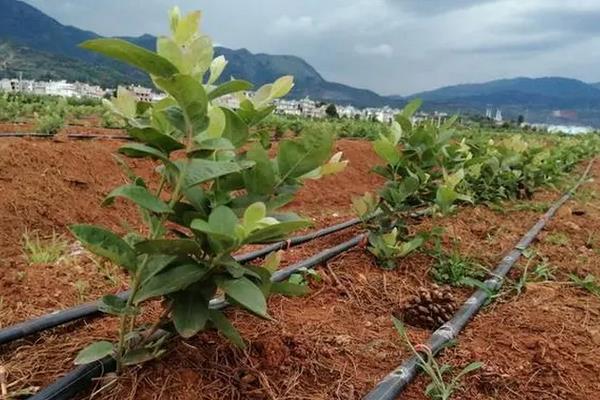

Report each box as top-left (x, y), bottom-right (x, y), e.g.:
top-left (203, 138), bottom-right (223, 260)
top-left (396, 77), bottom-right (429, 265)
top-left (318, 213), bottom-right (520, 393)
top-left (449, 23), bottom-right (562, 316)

top-left (356, 100), bottom-right (600, 269)
top-left (354, 100), bottom-right (471, 268)
top-left (69, 7), bottom-right (345, 371)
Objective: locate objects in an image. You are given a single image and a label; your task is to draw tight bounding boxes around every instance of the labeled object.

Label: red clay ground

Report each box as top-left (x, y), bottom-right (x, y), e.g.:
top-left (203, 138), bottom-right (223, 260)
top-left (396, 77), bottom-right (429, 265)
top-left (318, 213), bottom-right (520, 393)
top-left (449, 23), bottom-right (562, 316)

top-left (0, 121), bottom-right (126, 136)
top-left (0, 137), bottom-right (598, 400)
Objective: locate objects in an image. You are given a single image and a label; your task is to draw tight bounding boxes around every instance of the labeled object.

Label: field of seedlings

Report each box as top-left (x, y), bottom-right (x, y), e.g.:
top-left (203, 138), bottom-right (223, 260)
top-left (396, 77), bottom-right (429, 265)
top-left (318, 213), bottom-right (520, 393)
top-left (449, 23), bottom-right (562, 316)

top-left (1, 8), bottom-right (600, 400)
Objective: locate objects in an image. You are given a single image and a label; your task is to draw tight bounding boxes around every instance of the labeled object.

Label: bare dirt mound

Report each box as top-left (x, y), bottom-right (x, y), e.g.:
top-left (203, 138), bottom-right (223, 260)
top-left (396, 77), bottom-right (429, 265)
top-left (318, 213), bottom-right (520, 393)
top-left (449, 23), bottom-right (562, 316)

top-left (0, 138), bottom-right (154, 258)
top-left (0, 137), bottom-right (383, 258)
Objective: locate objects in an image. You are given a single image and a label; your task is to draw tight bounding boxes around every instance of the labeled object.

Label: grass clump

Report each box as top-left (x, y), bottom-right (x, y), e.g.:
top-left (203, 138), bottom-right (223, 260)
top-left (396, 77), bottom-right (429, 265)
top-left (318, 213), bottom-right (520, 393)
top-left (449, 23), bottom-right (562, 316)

top-left (22, 229), bottom-right (69, 265)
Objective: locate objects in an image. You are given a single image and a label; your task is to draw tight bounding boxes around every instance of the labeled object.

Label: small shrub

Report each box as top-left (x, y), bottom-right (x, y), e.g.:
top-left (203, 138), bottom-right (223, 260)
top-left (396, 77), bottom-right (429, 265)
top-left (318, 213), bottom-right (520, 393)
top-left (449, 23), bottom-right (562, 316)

top-left (70, 7), bottom-right (345, 372)
top-left (35, 113), bottom-right (64, 135)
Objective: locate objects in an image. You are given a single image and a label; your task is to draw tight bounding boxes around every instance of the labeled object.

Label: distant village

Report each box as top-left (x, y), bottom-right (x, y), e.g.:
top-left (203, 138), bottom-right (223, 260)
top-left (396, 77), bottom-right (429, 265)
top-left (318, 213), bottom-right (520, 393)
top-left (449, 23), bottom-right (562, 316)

top-left (0, 77), bottom-right (451, 124)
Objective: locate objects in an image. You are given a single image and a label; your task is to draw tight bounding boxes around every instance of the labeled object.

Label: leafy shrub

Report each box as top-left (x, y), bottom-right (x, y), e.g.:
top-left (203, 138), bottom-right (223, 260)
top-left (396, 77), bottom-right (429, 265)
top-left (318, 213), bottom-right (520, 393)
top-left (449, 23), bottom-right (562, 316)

top-left (70, 7), bottom-right (346, 372)
top-left (101, 110), bottom-right (127, 129)
top-left (356, 99), bottom-right (600, 269)
top-left (35, 113), bottom-right (64, 135)
top-left (356, 100), bottom-right (471, 268)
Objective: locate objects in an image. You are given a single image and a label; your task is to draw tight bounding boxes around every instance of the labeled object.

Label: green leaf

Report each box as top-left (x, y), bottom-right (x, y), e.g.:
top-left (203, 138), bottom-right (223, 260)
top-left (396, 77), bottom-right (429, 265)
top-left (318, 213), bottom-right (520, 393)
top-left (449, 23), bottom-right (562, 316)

top-left (69, 224), bottom-right (137, 272)
top-left (181, 159), bottom-right (254, 188)
top-left (401, 98), bottom-right (423, 119)
top-left (139, 255), bottom-right (177, 286)
top-left (118, 143), bottom-right (171, 163)
top-left (157, 37), bottom-right (183, 71)
top-left (243, 202), bottom-right (267, 230)
top-left (237, 100), bottom-right (276, 126)
top-left (121, 348), bottom-right (162, 366)
top-left (98, 295), bottom-right (138, 316)
top-left (190, 219), bottom-right (236, 244)
top-left (397, 235), bottom-right (426, 257)
top-left (128, 127), bottom-right (184, 153)
top-left (277, 130), bottom-right (334, 180)
top-left (135, 239), bottom-right (202, 256)
top-left (107, 87), bottom-right (137, 119)
top-left (207, 55), bottom-right (228, 85)
top-left (80, 38), bottom-right (178, 78)
top-left (173, 10), bottom-right (201, 45)
top-left (134, 263), bottom-right (209, 303)
top-left (245, 219), bottom-right (310, 244)
top-left (192, 137), bottom-right (235, 152)
top-left (436, 186), bottom-right (459, 214)
top-left (220, 277), bottom-right (268, 317)
top-left (208, 80), bottom-right (253, 100)
top-left (221, 108), bottom-right (249, 148)
top-left (209, 206), bottom-right (239, 237)
top-left (373, 136), bottom-right (400, 165)
top-left (207, 106), bottom-right (226, 138)
top-left (271, 282), bottom-right (310, 296)
top-left (154, 74), bottom-right (208, 133)
top-left (208, 309), bottom-right (245, 348)
top-left (171, 283), bottom-right (213, 338)
top-left (103, 184), bottom-right (172, 213)
top-left (262, 250), bottom-right (283, 272)
top-left (243, 144), bottom-right (276, 195)
top-left (182, 35), bottom-right (213, 78)
top-left (270, 75), bottom-right (294, 98)
top-left (74, 341), bottom-right (114, 365)
top-left (458, 361), bottom-right (484, 377)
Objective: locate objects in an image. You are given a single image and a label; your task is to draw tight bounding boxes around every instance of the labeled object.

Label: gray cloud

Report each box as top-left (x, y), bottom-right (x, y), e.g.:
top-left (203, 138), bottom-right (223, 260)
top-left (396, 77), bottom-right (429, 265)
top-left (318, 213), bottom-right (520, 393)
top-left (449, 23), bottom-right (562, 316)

top-left (21, 0), bottom-right (600, 95)
top-left (392, 0), bottom-right (502, 15)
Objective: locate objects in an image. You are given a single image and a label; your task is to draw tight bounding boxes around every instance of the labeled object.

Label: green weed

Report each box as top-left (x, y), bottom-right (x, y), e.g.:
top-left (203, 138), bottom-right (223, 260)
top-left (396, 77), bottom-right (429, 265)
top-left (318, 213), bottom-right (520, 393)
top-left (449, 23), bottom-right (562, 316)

top-left (22, 229), bottom-right (69, 265)
top-left (393, 317), bottom-right (483, 400)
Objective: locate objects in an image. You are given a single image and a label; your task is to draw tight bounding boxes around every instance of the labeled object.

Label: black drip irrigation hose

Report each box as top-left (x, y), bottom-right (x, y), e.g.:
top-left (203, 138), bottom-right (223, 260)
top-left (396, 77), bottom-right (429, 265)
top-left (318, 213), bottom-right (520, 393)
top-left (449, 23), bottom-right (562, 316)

top-left (363, 159), bottom-right (595, 400)
top-left (0, 133), bottom-right (53, 138)
top-left (66, 134), bottom-right (131, 141)
top-left (0, 218), bottom-right (361, 346)
top-left (29, 233), bottom-right (365, 400)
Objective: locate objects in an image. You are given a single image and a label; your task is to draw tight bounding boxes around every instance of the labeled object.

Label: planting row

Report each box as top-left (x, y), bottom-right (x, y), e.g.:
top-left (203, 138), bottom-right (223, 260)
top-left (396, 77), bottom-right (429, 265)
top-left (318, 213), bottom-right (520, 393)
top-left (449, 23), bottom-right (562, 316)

top-left (58, 6), bottom-right (600, 374)
top-left (3, 6), bottom-right (600, 400)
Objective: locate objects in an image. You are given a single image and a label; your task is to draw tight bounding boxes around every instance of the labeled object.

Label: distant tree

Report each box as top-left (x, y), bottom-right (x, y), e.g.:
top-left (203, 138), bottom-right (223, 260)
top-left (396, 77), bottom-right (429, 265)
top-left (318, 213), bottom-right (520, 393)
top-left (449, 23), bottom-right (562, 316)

top-left (517, 114), bottom-right (525, 124)
top-left (353, 113), bottom-right (361, 120)
top-left (325, 104), bottom-right (339, 118)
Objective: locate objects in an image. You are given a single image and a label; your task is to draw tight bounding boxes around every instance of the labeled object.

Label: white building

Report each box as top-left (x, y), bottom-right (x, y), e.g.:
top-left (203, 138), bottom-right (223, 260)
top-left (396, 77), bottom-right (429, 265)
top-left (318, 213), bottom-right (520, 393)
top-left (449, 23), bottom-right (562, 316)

top-left (274, 99), bottom-right (302, 116)
top-left (338, 105), bottom-right (361, 119)
top-left (494, 109), bottom-right (503, 123)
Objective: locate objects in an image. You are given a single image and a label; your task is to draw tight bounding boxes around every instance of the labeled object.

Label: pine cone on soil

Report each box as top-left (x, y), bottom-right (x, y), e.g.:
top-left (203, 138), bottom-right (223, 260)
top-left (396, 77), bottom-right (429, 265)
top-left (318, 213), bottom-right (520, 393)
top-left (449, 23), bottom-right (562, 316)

top-left (394, 284), bottom-right (457, 330)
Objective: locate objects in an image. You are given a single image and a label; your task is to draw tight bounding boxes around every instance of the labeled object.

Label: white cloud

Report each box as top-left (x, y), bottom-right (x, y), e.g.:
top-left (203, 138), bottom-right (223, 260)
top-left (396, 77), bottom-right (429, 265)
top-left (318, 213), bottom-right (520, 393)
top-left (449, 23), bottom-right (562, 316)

top-left (21, 0), bottom-right (600, 94)
top-left (354, 44), bottom-right (394, 57)
top-left (270, 16), bottom-right (314, 34)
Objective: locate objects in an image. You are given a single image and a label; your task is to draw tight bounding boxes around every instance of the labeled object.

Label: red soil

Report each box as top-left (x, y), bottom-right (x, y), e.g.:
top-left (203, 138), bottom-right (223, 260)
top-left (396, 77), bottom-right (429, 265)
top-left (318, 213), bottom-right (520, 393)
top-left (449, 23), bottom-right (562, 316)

top-left (0, 136), bottom-right (598, 400)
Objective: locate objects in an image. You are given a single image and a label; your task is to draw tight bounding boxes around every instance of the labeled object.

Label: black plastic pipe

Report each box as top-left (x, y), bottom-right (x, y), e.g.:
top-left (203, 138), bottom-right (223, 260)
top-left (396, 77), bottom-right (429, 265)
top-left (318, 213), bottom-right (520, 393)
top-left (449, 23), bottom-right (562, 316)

top-left (0, 133), bottom-right (53, 138)
top-left (29, 233), bottom-right (365, 400)
top-left (363, 159), bottom-right (595, 400)
top-left (0, 218), bottom-right (361, 346)
top-left (66, 134), bottom-right (131, 140)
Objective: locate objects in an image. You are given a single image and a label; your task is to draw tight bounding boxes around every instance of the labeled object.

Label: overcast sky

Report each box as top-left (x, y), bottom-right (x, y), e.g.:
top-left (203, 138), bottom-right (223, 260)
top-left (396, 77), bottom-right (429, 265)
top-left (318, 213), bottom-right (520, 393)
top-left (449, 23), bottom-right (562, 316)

top-left (23, 0), bottom-right (600, 95)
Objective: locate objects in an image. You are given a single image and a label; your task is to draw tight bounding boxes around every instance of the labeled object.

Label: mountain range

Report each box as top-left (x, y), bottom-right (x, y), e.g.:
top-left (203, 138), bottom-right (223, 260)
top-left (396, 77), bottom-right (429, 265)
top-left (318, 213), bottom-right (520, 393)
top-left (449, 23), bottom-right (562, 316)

top-left (2, 0), bottom-right (600, 125)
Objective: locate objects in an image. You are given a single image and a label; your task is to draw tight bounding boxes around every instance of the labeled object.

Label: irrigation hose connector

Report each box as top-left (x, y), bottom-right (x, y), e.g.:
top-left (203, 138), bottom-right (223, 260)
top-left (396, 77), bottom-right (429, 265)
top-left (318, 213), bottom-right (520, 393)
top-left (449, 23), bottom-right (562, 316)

top-left (363, 158), bottom-right (595, 400)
